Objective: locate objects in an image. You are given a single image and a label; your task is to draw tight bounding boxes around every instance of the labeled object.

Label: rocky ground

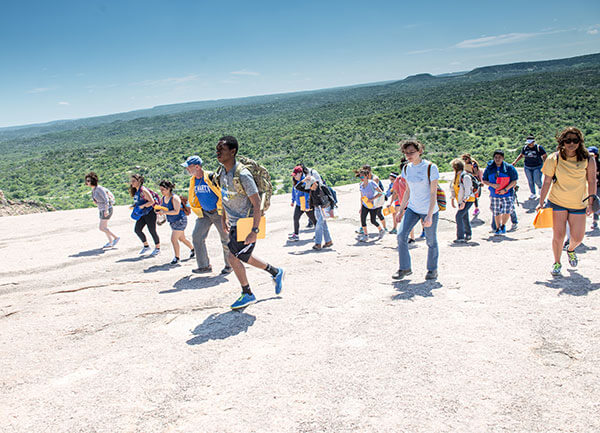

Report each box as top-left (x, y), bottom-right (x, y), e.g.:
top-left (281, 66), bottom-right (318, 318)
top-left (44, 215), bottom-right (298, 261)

top-left (0, 189), bottom-right (55, 217)
top-left (1, 170), bottom-right (599, 433)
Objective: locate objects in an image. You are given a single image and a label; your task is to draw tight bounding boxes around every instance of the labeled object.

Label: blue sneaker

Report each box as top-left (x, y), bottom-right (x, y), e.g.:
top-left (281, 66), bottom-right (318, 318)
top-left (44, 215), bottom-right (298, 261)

top-left (273, 268), bottom-right (285, 295)
top-left (500, 225), bottom-right (506, 235)
top-left (230, 293), bottom-right (256, 310)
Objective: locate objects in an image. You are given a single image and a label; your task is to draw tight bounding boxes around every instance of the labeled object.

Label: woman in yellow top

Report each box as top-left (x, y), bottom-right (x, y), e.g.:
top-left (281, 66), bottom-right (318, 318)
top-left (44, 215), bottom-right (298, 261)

top-left (538, 127), bottom-right (597, 276)
top-left (450, 159), bottom-right (476, 243)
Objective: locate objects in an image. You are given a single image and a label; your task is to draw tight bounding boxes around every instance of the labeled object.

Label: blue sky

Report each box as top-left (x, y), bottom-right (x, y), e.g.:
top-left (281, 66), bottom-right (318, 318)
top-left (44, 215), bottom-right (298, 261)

top-left (1, 0), bottom-right (599, 127)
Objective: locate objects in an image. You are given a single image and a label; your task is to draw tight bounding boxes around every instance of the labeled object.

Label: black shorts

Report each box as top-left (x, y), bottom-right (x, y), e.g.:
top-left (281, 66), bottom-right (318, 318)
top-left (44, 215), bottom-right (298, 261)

top-left (228, 226), bottom-right (256, 263)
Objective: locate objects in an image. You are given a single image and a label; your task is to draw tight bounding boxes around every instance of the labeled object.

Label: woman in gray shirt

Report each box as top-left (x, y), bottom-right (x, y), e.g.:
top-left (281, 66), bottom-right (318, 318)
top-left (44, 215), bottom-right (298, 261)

top-left (86, 172), bottom-right (119, 248)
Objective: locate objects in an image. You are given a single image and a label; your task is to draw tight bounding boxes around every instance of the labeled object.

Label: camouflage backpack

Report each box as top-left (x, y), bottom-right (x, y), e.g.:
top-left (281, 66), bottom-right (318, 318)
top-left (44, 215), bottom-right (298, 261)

top-left (218, 156), bottom-right (273, 214)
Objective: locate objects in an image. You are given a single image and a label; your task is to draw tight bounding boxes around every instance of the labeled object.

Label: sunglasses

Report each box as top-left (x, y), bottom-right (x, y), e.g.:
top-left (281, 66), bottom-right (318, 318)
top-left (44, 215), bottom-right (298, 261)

top-left (403, 150), bottom-right (418, 156)
top-left (562, 138), bottom-right (580, 145)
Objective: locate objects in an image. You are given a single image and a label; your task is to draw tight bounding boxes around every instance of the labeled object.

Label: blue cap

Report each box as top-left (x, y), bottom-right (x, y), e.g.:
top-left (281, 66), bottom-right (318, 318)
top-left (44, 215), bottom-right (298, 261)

top-left (181, 155), bottom-right (203, 167)
top-left (588, 146), bottom-right (598, 155)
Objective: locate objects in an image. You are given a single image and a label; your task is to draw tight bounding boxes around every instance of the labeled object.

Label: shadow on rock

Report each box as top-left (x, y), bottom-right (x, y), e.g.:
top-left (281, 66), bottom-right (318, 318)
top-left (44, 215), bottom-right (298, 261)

top-left (392, 281), bottom-right (443, 300)
top-left (470, 218), bottom-right (485, 226)
top-left (283, 239), bottom-right (313, 247)
top-left (585, 229), bottom-right (600, 237)
top-left (116, 255), bottom-right (151, 263)
top-left (484, 235), bottom-right (518, 243)
top-left (534, 270), bottom-right (600, 296)
top-left (574, 243), bottom-right (597, 254)
top-left (143, 263), bottom-right (175, 273)
top-left (186, 311), bottom-right (256, 345)
top-left (522, 198), bottom-right (538, 212)
top-left (162, 274), bottom-right (229, 294)
top-left (69, 248), bottom-right (107, 258)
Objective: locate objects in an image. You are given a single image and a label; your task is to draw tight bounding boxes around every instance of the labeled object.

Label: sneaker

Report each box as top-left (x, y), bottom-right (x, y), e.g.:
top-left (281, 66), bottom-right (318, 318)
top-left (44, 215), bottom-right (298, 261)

top-left (419, 230), bottom-right (426, 239)
top-left (494, 228), bottom-right (501, 236)
top-left (139, 246), bottom-right (150, 255)
top-left (392, 269), bottom-right (412, 280)
top-left (307, 221), bottom-right (314, 228)
top-left (563, 239), bottom-right (570, 250)
top-left (323, 241), bottom-right (333, 248)
top-left (389, 228), bottom-right (397, 235)
top-left (529, 193), bottom-right (537, 200)
top-left (453, 238), bottom-right (467, 244)
top-left (150, 248), bottom-right (161, 257)
top-left (566, 250), bottom-right (578, 267)
top-left (592, 222), bottom-right (599, 230)
top-left (111, 237), bottom-right (120, 247)
top-left (551, 263), bottom-right (562, 276)
top-left (510, 223), bottom-right (518, 232)
top-left (500, 225), bottom-right (506, 235)
top-left (425, 269), bottom-right (438, 280)
top-left (288, 233), bottom-right (299, 242)
top-left (192, 266), bottom-right (212, 274)
top-left (221, 266), bottom-right (233, 275)
top-left (473, 208), bottom-right (480, 217)
top-left (465, 235), bottom-right (472, 241)
top-left (170, 257), bottom-right (180, 265)
top-left (408, 238), bottom-right (416, 244)
top-left (189, 249), bottom-right (195, 259)
top-left (378, 230), bottom-right (385, 239)
top-left (102, 241), bottom-right (112, 248)
top-left (230, 293), bottom-right (257, 310)
top-left (273, 268), bottom-right (285, 295)
top-left (355, 227), bottom-right (364, 234)
top-left (357, 234), bottom-right (368, 242)
top-left (312, 244), bottom-right (322, 250)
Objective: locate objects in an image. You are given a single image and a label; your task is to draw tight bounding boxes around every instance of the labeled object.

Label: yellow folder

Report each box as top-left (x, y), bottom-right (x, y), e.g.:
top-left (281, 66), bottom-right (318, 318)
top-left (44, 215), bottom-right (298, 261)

top-left (299, 196), bottom-right (307, 211)
top-left (362, 196), bottom-right (373, 209)
top-left (533, 208), bottom-right (553, 229)
top-left (236, 216), bottom-right (266, 242)
top-left (382, 206), bottom-right (396, 216)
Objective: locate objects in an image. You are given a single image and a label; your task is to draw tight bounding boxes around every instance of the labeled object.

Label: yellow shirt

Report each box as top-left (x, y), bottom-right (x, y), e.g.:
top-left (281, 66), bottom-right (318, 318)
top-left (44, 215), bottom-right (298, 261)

top-left (541, 152), bottom-right (588, 209)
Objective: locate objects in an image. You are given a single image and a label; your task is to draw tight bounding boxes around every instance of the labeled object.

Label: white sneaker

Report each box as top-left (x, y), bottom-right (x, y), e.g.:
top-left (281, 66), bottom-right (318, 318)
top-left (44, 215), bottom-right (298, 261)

top-left (111, 237), bottom-right (120, 247)
top-left (150, 248), bottom-right (161, 257)
top-left (529, 194), bottom-right (537, 200)
top-left (102, 242), bottom-right (112, 249)
top-left (139, 246), bottom-right (150, 255)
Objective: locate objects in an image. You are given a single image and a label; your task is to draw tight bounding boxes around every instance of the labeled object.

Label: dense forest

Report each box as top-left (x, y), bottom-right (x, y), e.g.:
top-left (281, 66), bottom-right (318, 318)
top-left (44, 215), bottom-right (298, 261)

top-left (1, 54), bottom-right (599, 210)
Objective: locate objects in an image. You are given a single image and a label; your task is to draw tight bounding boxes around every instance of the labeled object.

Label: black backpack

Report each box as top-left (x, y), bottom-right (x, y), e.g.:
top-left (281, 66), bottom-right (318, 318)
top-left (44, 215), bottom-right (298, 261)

top-left (461, 172), bottom-right (481, 195)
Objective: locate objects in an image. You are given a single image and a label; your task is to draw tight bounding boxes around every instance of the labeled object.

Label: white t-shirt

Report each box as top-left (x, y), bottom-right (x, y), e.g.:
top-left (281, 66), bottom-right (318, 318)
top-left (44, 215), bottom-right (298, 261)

top-left (403, 160), bottom-right (440, 215)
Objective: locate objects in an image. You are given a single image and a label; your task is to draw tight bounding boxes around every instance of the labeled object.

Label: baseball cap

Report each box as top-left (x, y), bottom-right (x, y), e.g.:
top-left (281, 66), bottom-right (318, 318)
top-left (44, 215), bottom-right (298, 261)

top-left (588, 146), bottom-right (598, 155)
top-left (181, 155), bottom-right (203, 167)
top-left (291, 165), bottom-right (303, 176)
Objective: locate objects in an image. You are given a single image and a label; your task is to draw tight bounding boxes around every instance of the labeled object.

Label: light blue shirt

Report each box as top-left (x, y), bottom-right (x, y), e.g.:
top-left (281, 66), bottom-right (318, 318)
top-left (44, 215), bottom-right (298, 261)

top-left (403, 160), bottom-right (439, 215)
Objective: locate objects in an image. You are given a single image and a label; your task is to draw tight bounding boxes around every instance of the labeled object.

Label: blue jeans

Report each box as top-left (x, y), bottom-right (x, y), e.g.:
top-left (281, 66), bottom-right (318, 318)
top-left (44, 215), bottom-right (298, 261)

top-left (314, 207), bottom-right (332, 245)
top-left (455, 201), bottom-right (473, 239)
top-left (397, 208), bottom-right (439, 271)
top-left (524, 165), bottom-right (542, 195)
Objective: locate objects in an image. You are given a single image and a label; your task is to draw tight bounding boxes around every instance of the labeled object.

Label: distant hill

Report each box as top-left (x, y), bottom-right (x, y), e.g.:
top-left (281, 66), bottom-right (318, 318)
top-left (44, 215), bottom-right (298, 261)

top-left (0, 53), bottom-right (599, 210)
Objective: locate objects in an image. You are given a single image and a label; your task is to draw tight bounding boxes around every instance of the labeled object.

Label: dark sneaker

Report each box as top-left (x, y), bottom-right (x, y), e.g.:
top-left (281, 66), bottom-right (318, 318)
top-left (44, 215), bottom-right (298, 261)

top-left (231, 293), bottom-right (257, 310)
top-left (273, 268), bottom-right (285, 295)
top-left (551, 263), bottom-right (562, 276)
top-left (465, 235), bottom-right (472, 241)
top-left (499, 225), bottom-right (507, 235)
top-left (425, 269), bottom-right (438, 280)
top-left (170, 257), bottom-right (180, 265)
top-left (189, 249), bottom-right (195, 259)
top-left (220, 266), bottom-right (233, 275)
top-left (323, 241), bottom-right (333, 248)
top-left (392, 269), bottom-right (412, 280)
top-left (288, 233), bottom-right (299, 242)
top-left (408, 238), bottom-right (416, 244)
top-left (307, 221), bottom-right (314, 228)
top-left (312, 244), bottom-right (322, 250)
top-left (453, 239), bottom-right (467, 244)
top-left (566, 250), bottom-right (578, 267)
top-left (192, 266), bottom-right (212, 274)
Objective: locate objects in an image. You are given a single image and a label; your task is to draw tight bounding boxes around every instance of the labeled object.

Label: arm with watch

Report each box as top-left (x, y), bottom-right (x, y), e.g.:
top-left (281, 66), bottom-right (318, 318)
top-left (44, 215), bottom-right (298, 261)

top-left (244, 192), bottom-right (263, 245)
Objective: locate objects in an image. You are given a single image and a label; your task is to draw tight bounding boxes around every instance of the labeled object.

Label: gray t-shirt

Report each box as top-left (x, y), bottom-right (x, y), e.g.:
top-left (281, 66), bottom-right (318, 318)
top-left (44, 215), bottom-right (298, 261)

top-left (219, 161), bottom-right (259, 226)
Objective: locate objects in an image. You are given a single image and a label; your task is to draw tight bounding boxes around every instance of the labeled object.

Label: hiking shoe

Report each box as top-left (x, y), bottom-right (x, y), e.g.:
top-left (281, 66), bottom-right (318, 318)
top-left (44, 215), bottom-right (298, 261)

top-left (170, 257), bottom-right (180, 265)
top-left (288, 233), bottom-right (299, 241)
top-left (551, 263), bottom-right (562, 276)
top-left (425, 269), bottom-right (438, 280)
top-left (323, 241), bottom-right (333, 248)
top-left (221, 266), bottom-right (233, 275)
top-left (231, 293), bottom-right (256, 310)
top-left (473, 208), bottom-right (480, 217)
top-left (139, 246), bottom-right (150, 255)
top-left (355, 227), bottom-right (364, 234)
top-left (273, 268), bottom-right (285, 295)
top-left (189, 249), bottom-right (195, 259)
top-left (566, 250), bottom-right (578, 267)
top-left (192, 266), bottom-right (212, 274)
top-left (500, 225), bottom-right (507, 235)
top-left (357, 234), bottom-right (368, 242)
top-left (150, 248), bottom-right (161, 257)
top-left (392, 269), bottom-right (412, 280)
top-left (389, 228), bottom-right (397, 235)
top-left (111, 237), bottom-right (120, 247)
top-left (312, 244), bottom-right (322, 250)
top-left (103, 241), bottom-right (113, 248)
top-left (453, 238), bottom-right (467, 244)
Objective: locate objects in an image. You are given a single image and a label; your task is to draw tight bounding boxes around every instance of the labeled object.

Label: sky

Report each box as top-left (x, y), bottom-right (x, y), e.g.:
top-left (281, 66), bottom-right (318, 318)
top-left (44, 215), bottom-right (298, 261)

top-left (1, 0), bottom-right (599, 128)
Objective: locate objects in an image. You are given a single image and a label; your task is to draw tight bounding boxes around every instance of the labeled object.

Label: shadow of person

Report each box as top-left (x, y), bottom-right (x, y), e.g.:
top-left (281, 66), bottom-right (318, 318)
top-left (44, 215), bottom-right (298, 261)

top-left (483, 235), bottom-right (518, 243)
top-left (522, 198), bottom-right (538, 212)
top-left (283, 239), bottom-right (313, 248)
top-left (392, 280), bottom-right (443, 300)
top-left (143, 263), bottom-right (175, 273)
top-left (574, 243), bottom-right (597, 254)
top-left (116, 256), bottom-right (151, 263)
top-left (585, 229), bottom-right (600, 237)
top-left (186, 310), bottom-right (256, 345)
top-left (161, 274), bottom-right (229, 294)
top-left (470, 218), bottom-right (485, 226)
top-left (69, 248), bottom-right (107, 258)
top-left (534, 269), bottom-right (600, 296)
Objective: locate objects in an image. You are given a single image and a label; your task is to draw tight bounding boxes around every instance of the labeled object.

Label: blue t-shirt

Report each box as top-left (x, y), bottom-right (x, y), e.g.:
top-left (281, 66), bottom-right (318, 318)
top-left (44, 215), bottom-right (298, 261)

top-left (360, 180), bottom-right (379, 207)
top-left (521, 144), bottom-right (546, 167)
top-left (194, 177), bottom-right (219, 211)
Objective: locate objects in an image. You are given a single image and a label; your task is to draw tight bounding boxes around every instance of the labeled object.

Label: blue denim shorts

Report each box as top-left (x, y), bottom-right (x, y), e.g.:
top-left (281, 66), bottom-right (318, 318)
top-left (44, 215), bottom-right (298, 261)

top-left (169, 216), bottom-right (188, 231)
top-left (547, 201), bottom-right (586, 215)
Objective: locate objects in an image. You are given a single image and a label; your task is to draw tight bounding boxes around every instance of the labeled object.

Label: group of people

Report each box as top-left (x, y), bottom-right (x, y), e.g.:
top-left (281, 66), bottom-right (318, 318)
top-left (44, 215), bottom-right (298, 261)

top-left (86, 128), bottom-right (599, 309)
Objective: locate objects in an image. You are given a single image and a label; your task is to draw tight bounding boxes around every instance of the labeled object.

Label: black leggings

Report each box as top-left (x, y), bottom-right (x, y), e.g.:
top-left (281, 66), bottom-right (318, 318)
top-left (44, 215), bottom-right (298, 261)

top-left (293, 205), bottom-right (316, 234)
top-left (134, 211), bottom-right (160, 245)
top-left (375, 207), bottom-right (385, 221)
top-left (360, 206), bottom-right (380, 228)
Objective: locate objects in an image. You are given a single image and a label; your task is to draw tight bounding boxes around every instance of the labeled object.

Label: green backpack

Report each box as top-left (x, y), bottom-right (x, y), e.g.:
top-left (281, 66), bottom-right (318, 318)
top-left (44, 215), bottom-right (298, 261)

top-left (218, 156), bottom-right (273, 214)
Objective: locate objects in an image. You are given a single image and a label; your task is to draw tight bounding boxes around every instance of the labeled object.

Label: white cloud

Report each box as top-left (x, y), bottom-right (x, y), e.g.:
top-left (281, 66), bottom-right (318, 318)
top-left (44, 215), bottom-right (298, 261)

top-left (27, 87), bottom-right (51, 94)
top-left (588, 29), bottom-right (599, 35)
top-left (133, 74), bottom-right (201, 87)
top-left (231, 70), bottom-right (260, 76)
top-left (58, 101), bottom-right (70, 105)
top-left (405, 48), bottom-right (438, 55)
top-left (456, 32), bottom-right (539, 48)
